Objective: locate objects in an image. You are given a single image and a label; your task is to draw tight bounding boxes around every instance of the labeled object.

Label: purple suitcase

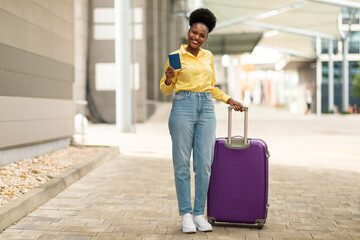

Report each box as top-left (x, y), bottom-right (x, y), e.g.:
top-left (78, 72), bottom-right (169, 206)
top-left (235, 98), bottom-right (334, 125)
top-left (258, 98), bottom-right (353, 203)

top-left (207, 106), bottom-right (269, 229)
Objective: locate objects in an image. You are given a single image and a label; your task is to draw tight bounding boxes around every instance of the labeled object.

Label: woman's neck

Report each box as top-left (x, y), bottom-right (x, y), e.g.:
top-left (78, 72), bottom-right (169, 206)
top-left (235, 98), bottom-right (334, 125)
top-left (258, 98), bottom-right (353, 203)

top-left (186, 46), bottom-right (199, 57)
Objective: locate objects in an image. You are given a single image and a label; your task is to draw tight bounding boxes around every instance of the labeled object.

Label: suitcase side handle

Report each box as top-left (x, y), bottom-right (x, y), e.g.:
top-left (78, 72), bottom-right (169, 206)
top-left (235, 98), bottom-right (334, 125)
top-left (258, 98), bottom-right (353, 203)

top-left (225, 106), bottom-right (250, 149)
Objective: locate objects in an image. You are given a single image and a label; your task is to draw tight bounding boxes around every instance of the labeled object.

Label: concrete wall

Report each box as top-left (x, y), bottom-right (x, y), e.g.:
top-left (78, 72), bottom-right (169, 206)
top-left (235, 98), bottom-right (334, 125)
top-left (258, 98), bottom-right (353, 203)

top-left (285, 62), bottom-right (315, 114)
top-left (87, 0), bottom-right (148, 123)
top-left (87, 0), bottom-right (115, 123)
top-left (132, 0), bottom-right (147, 123)
top-left (298, 63), bottom-right (316, 114)
top-left (0, 0), bottom-right (74, 165)
top-left (146, 0), bottom-right (187, 117)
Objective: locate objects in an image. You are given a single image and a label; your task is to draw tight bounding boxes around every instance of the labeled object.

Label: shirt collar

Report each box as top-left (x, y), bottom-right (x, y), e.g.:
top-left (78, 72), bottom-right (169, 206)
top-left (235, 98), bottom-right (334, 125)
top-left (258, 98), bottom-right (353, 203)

top-left (180, 44), bottom-right (205, 57)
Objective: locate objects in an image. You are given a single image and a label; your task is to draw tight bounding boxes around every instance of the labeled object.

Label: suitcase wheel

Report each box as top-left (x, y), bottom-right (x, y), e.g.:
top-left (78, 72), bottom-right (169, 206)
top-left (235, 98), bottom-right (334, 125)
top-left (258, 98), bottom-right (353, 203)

top-left (256, 219), bottom-right (265, 229)
top-left (207, 217), bottom-right (216, 225)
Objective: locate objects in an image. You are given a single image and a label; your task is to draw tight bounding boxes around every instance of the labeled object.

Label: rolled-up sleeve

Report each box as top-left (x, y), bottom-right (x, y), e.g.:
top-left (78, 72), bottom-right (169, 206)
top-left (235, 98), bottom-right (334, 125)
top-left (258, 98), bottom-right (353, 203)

top-left (160, 58), bottom-right (177, 96)
top-left (210, 55), bottom-right (230, 103)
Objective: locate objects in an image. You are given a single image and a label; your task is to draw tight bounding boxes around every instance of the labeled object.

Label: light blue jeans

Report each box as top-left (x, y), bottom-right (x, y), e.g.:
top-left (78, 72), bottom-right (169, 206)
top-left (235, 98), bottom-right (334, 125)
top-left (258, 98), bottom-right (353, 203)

top-left (168, 91), bottom-right (216, 216)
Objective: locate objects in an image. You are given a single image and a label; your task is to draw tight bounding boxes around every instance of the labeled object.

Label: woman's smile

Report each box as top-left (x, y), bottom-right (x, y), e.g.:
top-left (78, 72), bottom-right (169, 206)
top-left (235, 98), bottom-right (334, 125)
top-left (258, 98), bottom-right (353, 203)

top-left (191, 39), bottom-right (200, 45)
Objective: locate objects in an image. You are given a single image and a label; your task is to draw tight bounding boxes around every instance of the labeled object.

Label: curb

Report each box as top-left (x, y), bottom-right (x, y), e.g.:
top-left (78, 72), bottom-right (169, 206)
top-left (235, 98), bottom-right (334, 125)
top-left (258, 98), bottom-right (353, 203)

top-left (0, 146), bottom-right (120, 232)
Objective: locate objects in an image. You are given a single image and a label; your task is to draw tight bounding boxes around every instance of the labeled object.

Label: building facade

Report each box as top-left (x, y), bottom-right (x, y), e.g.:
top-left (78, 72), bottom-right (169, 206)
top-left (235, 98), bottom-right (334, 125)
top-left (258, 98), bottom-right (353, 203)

top-left (86, 0), bottom-right (187, 123)
top-left (320, 7), bottom-right (360, 113)
top-left (0, 0), bottom-right (75, 165)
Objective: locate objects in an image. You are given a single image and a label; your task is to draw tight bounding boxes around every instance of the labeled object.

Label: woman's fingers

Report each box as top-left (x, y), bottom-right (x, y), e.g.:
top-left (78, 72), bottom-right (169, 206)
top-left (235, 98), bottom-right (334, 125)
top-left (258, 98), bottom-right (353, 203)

top-left (166, 66), bottom-right (175, 79)
top-left (231, 100), bottom-right (244, 112)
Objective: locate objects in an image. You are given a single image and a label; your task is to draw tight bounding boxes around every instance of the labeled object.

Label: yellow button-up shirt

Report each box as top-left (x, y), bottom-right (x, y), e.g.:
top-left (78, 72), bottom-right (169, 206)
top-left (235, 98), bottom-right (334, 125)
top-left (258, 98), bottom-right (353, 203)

top-left (160, 45), bottom-right (230, 103)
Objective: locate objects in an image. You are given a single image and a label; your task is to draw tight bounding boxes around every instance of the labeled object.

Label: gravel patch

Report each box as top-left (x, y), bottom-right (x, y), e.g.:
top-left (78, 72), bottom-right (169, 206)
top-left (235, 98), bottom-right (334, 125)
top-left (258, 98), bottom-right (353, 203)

top-left (0, 146), bottom-right (105, 207)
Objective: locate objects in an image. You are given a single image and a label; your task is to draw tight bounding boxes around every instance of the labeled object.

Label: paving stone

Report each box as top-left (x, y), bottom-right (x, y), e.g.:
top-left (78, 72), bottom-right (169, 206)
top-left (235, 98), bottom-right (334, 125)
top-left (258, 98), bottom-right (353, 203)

top-left (286, 224), bottom-right (334, 232)
top-left (245, 238), bottom-right (272, 240)
top-left (141, 233), bottom-right (175, 240)
top-left (349, 233), bottom-right (360, 240)
top-left (21, 216), bottom-right (61, 222)
top-left (172, 233), bottom-right (207, 240)
top-left (38, 234), bottom-right (57, 240)
top-left (58, 231), bottom-right (96, 236)
top-left (311, 232), bottom-right (353, 240)
top-left (1, 229), bottom-right (22, 233)
top-left (8, 223), bottom-right (63, 231)
top-left (92, 232), bottom-right (125, 238)
top-left (56, 236), bottom-right (91, 240)
top-left (259, 231), bottom-right (313, 238)
top-left (224, 227), bottom-right (258, 238)
top-left (0, 232), bottom-right (42, 239)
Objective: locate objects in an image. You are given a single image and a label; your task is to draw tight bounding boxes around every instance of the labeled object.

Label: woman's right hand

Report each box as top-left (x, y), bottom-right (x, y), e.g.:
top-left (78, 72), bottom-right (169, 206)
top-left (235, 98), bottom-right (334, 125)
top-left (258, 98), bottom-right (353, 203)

top-left (165, 66), bottom-right (175, 85)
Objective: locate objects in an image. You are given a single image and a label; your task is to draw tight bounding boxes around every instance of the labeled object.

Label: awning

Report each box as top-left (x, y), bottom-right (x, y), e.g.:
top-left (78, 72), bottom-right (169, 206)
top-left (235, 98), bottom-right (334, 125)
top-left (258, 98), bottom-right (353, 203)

top-left (206, 33), bottom-right (263, 54)
top-left (203, 0), bottom-right (360, 58)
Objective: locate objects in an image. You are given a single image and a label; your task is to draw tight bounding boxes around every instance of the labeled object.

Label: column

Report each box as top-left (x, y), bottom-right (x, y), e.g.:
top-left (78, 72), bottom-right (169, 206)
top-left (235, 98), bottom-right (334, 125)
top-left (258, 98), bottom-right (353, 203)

top-left (342, 36), bottom-right (349, 112)
top-left (115, 0), bottom-right (132, 132)
top-left (328, 40), bottom-right (334, 112)
top-left (316, 37), bottom-right (322, 115)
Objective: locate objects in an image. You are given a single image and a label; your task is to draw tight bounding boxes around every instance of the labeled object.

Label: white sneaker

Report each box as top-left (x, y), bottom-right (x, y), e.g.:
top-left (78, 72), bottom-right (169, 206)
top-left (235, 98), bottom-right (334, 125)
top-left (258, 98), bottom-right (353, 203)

top-left (182, 213), bottom-right (196, 233)
top-left (193, 215), bottom-right (213, 232)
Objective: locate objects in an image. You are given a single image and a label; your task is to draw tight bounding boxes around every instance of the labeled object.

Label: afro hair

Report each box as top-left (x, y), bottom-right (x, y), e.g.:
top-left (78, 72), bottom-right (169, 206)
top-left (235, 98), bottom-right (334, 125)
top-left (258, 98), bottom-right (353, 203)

top-left (189, 8), bottom-right (216, 33)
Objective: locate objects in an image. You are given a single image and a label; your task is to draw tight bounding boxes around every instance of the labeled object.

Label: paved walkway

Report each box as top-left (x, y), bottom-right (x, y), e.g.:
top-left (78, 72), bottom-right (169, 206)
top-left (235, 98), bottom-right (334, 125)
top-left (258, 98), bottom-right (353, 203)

top-left (1, 103), bottom-right (359, 240)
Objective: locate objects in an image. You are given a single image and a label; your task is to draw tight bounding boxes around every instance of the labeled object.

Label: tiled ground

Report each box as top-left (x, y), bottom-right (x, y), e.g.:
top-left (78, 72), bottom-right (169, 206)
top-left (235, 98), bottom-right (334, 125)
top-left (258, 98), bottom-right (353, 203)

top-left (1, 156), bottom-right (359, 240)
top-left (1, 104), bottom-right (359, 239)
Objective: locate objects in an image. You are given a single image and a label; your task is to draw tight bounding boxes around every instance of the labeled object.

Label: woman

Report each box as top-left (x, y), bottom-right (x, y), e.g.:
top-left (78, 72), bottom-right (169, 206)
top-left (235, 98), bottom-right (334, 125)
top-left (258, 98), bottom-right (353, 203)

top-left (160, 8), bottom-right (244, 233)
top-left (305, 85), bottom-right (312, 114)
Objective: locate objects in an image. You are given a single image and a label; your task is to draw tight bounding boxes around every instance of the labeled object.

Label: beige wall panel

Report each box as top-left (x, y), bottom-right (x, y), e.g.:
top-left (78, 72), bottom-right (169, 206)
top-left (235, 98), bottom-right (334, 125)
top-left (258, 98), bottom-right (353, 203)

top-left (0, 70), bottom-right (73, 99)
top-left (0, 10), bottom-right (73, 65)
top-left (0, 0), bottom-right (73, 41)
top-left (0, 118), bottom-right (74, 149)
top-left (0, 44), bottom-right (73, 83)
top-left (33, 0), bottom-right (74, 23)
top-left (63, 0), bottom-right (73, 7)
top-left (0, 0), bottom-right (22, 16)
top-left (0, 96), bottom-right (74, 122)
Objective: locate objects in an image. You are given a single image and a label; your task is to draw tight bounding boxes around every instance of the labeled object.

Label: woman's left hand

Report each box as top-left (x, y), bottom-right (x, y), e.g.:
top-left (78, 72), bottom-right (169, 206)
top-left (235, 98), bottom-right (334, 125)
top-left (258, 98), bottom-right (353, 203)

top-left (227, 98), bottom-right (245, 112)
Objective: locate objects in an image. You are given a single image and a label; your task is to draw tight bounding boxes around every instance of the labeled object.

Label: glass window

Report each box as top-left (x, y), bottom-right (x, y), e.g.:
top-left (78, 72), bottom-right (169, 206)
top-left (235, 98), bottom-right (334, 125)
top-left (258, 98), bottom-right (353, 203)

top-left (323, 62), bottom-right (342, 83)
top-left (321, 39), bottom-right (328, 54)
top-left (334, 62), bottom-right (342, 83)
top-left (95, 63), bottom-right (116, 91)
top-left (342, 8), bottom-right (360, 24)
top-left (94, 8), bottom-right (115, 23)
top-left (322, 62), bottom-right (329, 82)
top-left (94, 25), bottom-right (115, 40)
top-left (93, 8), bottom-right (115, 40)
top-left (349, 31), bottom-right (360, 53)
top-left (132, 62), bottom-right (140, 90)
top-left (133, 24), bottom-right (143, 40)
top-left (349, 61), bottom-right (360, 108)
top-left (321, 39), bottom-right (339, 54)
top-left (133, 8), bottom-right (143, 23)
top-left (350, 61), bottom-right (360, 79)
top-left (321, 61), bottom-right (342, 112)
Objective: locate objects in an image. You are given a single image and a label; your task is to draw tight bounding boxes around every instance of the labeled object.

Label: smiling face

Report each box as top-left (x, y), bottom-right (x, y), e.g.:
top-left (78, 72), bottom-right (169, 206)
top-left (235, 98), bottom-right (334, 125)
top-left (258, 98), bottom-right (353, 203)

top-left (187, 23), bottom-right (208, 50)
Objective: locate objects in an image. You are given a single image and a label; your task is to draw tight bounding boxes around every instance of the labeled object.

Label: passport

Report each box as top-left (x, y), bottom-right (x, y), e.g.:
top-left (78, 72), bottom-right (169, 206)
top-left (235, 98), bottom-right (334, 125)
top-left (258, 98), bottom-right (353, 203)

top-left (168, 53), bottom-right (182, 70)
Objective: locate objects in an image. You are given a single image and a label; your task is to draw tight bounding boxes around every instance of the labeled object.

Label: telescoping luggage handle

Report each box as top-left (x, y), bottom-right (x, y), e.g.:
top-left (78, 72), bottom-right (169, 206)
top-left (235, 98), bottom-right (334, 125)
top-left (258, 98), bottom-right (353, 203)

top-left (225, 106), bottom-right (250, 149)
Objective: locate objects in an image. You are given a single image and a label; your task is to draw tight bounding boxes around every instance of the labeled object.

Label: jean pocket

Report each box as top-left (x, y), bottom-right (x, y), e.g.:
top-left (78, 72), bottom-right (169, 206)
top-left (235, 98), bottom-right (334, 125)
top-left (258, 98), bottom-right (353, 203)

top-left (173, 91), bottom-right (190, 101)
top-left (204, 93), bottom-right (213, 101)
